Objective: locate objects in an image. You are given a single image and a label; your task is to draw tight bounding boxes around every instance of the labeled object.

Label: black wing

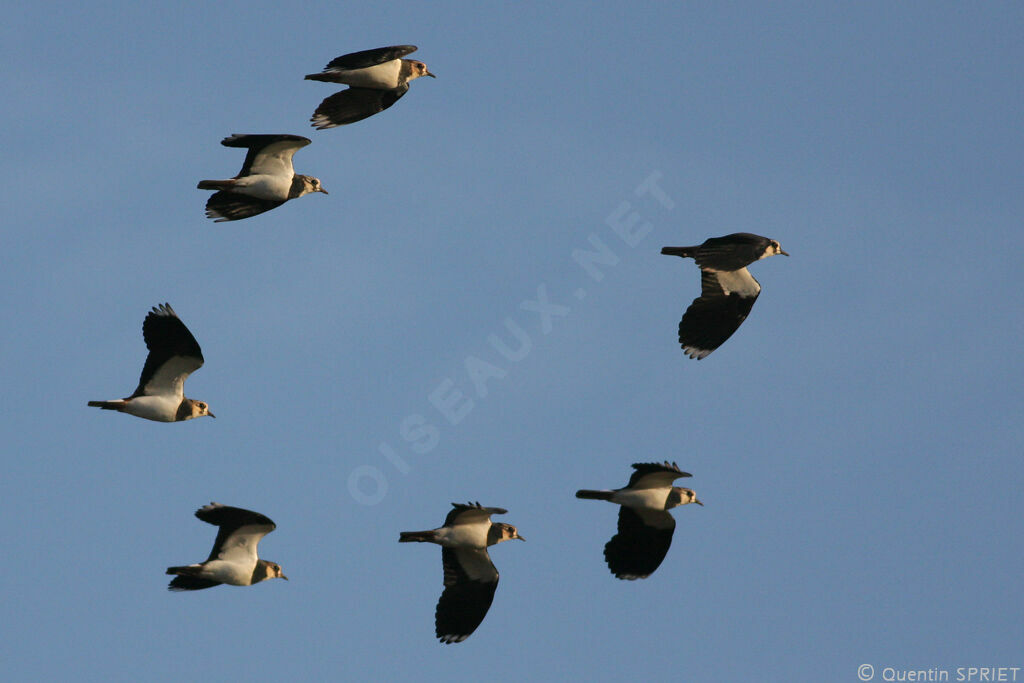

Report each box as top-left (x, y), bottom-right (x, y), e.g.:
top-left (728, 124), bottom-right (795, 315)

top-left (310, 85), bottom-right (408, 129)
top-left (319, 45), bottom-right (418, 71)
top-left (692, 233), bottom-right (773, 271)
top-left (204, 191), bottom-right (285, 222)
top-left (167, 575), bottom-right (222, 591)
top-left (435, 547), bottom-right (499, 644)
top-left (626, 461), bottom-right (691, 488)
top-left (604, 507), bottom-right (676, 580)
top-left (131, 304), bottom-right (203, 397)
top-left (677, 270), bottom-right (759, 359)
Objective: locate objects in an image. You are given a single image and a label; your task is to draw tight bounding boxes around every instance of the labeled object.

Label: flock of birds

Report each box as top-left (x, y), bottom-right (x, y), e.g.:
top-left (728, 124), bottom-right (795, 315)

top-left (86, 44), bottom-right (789, 644)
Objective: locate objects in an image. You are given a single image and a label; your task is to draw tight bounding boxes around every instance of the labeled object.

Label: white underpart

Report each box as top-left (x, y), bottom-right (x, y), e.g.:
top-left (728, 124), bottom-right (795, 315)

top-left (433, 519), bottom-right (490, 549)
top-left (611, 487), bottom-right (671, 511)
top-left (712, 267), bottom-right (760, 297)
top-left (329, 59), bottom-right (402, 89)
top-left (194, 559), bottom-right (256, 586)
top-left (121, 394), bottom-right (183, 422)
top-left (230, 174), bottom-right (294, 201)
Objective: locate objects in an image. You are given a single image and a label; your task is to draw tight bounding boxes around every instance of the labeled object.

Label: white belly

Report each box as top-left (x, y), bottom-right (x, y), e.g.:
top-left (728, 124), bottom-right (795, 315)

top-left (611, 487), bottom-right (670, 511)
top-left (434, 523), bottom-right (488, 549)
top-left (123, 395), bottom-right (181, 422)
top-left (335, 59), bottom-right (402, 89)
top-left (233, 174), bottom-right (293, 200)
top-left (200, 560), bottom-right (255, 586)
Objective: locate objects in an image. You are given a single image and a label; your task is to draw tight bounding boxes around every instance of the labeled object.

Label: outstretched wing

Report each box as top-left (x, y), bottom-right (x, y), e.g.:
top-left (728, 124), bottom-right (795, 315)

top-left (310, 85), bottom-right (408, 129)
top-left (627, 461), bottom-right (692, 489)
top-left (435, 547), bottom-right (499, 643)
top-left (318, 45), bottom-right (418, 72)
top-left (204, 190), bottom-right (285, 222)
top-left (444, 502), bottom-right (507, 527)
top-left (131, 303), bottom-right (203, 398)
top-left (677, 269), bottom-right (760, 359)
top-left (220, 134), bottom-right (311, 178)
top-left (604, 507), bottom-right (676, 580)
top-left (195, 503), bottom-right (276, 564)
top-left (167, 575), bottom-right (222, 591)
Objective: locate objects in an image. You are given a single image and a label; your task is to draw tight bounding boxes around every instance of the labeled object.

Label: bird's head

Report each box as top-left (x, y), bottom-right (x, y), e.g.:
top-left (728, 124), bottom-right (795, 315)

top-left (409, 60), bottom-right (435, 80)
top-left (766, 239), bottom-right (789, 258)
top-left (187, 399), bottom-right (215, 419)
top-left (494, 523), bottom-right (525, 544)
top-left (259, 560), bottom-right (288, 582)
top-left (300, 175), bottom-right (328, 196)
top-left (672, 487), bottom-right (703, 508)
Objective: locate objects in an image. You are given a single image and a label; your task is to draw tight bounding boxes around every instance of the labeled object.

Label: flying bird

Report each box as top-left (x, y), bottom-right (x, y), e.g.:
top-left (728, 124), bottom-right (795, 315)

top-left (661, 232), bottom-right (788, 359)
top-left (305, 45), bottom-right (434, 129)
top-left (576, 462), bottom-right (702, 580)
top-left (197, 134), bottom-right (327, 222)
top-left (88, 303), bottom-right (213, 422)
top-left (399, 502), bottom-right (524, 643)
top-left (166, 503), bottom-right (287, 591)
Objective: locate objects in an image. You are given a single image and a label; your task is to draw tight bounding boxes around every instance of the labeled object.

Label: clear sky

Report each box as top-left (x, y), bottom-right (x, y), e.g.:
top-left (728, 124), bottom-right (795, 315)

top-left (2, 2), bottom-right (1022, 681)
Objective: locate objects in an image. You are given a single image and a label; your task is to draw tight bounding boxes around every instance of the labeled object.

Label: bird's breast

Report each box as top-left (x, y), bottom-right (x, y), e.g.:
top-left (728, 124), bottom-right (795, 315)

top-left (122, 394), bottom-right (183, 422)
top-left (232, 175), bottom-right (294, 201)
top-left (435, 523), bottom-right (489, 549)
top-left (200, 559), bottom-right (257, 586)
top-left (329, 59), bottom-right (402, 89)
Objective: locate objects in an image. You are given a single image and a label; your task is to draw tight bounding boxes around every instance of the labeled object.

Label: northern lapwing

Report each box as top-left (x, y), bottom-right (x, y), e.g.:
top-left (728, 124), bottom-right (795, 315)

top-left (166, 503), bottom-right (287, 591)
top-left (305, 45), bottom-right (434, 129)
top-left (576, 462), bottom-right (702, 580)
top-left (399, 502), bottom-right (524, 644)
top-left (88, 303), bottom-right (213, 422)
top-left (197, 134), bottom-right (327, 222)
top-left (661, 233), bottom-right (788, 359)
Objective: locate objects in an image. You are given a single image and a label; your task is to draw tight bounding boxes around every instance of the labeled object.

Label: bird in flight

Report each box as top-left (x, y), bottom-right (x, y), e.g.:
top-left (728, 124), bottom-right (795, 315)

top-left (661, 232), bottom-right (788, 359)
top-left (576, 462), bottom-right (702, 580)
top-left (197, 134), bottom-right (327, 222)
top-left (88, 303), bottom-right (213, 422)
top-left (400, 502), bottom-right (524, 643)
top-left (166, 503), bottom-right (287, 591)
top-left (305, 45), bottom-right (434, 129)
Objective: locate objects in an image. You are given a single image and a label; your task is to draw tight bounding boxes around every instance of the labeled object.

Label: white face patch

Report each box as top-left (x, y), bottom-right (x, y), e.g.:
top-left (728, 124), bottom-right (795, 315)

top-left (760, 241), bottom-right (785, 259)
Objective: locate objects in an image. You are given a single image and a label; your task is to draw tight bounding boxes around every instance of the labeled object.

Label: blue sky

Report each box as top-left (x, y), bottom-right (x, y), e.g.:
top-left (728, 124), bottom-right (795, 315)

top-left (2, 2), bottom-right (1022, 681)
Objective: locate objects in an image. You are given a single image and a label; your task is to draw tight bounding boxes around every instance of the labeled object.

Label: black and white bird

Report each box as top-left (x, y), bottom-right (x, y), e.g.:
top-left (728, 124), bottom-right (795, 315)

top-left (576, 462), bottom-right (702, 580)
top-left (166, 503), bottom-right (287, 591)
top-left (399, 502), bottom-right (524, 644)
top-left (88, 303), bottom-right (213, 422)
top-left (197, 134), bottom-right (327, 222)
top-left (305, 45), bottom-right (434, 129)
top-left (661, 233), bottom-right (788, 359)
